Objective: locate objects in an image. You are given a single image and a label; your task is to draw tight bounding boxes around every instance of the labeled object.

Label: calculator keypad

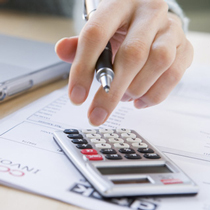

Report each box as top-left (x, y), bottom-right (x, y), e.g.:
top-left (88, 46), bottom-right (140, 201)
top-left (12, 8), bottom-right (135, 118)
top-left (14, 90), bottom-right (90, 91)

top-left (90, 138), bottom-right (106, 143)
top-left (64, 129), bottom-right (161, 161)
top-left (114, 143), bottom-right (130, 148)
top-left (105, 154), bottom-right (122, 160)
top-left (72, 139), bottom-right (88, 144)
top-left (95, 143), bottom-right (112, 149)
top-left (64, 129), bottom-right (79, 134)
top-left (119, 148), bottom-right (135, 154)
top-left (81, 149), bottom-right (98, 154)
top-left (76, 144), bottom-right (92, 149)
top-left (100, 149), bottom-right (117, 154)
top-left (86, 154), bottom-right (103, 160)
top-left (125, 154), bottom-right (141, 159)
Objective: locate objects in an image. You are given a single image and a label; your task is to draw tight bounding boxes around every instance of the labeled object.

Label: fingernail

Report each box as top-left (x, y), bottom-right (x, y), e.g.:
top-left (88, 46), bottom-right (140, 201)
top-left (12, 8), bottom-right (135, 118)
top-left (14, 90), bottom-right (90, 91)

top-left (89, 107), bottom-right (108, 126)
top-left (70, 85), bottom-right (86, 105)
top-left (135, 99), bottom-right (148, 109)
top-left (54, 37), bottom-right (67, 53)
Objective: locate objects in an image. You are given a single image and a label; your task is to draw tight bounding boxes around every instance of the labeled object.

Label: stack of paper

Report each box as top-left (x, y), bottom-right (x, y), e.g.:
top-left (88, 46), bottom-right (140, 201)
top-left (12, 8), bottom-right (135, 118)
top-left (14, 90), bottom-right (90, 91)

top-left (0, 62), bottom-right (210, 210)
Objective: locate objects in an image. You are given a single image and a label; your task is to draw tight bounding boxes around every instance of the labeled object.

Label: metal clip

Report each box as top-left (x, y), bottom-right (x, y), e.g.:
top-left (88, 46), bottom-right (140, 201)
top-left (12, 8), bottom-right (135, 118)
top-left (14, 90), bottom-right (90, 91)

top-left (83, 0), bottom-right (88, 21)
top-left (83, 0), bottom-right (100, 21)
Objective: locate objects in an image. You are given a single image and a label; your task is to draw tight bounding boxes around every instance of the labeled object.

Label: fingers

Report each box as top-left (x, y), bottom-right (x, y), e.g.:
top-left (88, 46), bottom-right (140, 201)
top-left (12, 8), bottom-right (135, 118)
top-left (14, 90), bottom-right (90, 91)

top-left (55, 0), bottom-right (193, 127)
top-left (68, 0), bottom-right (133, 105)
top-left (87, 1), bottom-right (169, 126)
top-left (120, 12), bottom-right (193, 109)
top-left (126, 18), bottom-right (182, 100)
top-left (134, 39), bottom-right (194, 108)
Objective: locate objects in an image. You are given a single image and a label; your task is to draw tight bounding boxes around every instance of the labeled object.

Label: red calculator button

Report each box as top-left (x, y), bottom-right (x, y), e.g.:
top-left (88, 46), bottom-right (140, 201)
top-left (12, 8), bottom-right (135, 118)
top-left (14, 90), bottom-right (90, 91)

top-left (161, 179), bottom-right (183, 185)
top-left (86, 155), bottom-right (103, 160)
top-left (81, 149), bottom-right (98, 155)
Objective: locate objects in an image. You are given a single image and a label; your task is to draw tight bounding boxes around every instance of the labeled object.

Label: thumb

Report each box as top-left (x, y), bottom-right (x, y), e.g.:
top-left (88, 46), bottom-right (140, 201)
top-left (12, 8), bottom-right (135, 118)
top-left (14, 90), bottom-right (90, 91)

top-left (55, 36), bottom-right (78, 63)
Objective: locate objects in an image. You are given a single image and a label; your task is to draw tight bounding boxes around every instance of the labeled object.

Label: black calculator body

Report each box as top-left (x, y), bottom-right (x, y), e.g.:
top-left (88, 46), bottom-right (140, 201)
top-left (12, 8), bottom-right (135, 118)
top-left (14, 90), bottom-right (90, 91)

top-left (53, 128), bottom-right (198, 197)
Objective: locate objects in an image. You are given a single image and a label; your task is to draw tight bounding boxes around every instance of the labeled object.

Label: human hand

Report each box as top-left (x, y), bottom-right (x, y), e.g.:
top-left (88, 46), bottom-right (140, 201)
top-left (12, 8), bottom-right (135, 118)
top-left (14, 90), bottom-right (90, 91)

top-left (55, 0), bottom-right (193, 126)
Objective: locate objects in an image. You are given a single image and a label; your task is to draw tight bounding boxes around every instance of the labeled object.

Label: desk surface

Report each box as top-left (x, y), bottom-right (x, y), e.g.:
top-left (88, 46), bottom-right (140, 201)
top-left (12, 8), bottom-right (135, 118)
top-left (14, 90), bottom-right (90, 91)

top-left (0, 9), bottom-right (210, 210)
top-left (0, 9), bottom-right (75, 119)
top-left (0, 9), bottom-right (82, 210)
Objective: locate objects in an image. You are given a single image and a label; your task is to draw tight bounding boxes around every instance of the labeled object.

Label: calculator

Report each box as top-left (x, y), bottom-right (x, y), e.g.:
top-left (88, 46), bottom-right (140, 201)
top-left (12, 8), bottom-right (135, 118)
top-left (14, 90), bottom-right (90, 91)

top-left (53, 128), bottom-right (198, 197)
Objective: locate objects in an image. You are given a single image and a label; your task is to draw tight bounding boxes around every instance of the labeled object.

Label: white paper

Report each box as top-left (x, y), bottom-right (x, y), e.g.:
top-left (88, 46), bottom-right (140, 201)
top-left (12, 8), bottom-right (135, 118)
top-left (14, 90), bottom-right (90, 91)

top-left (120, 62), bottom-right (210, 161)
top-left (0, 62), bottom-right (210, 210)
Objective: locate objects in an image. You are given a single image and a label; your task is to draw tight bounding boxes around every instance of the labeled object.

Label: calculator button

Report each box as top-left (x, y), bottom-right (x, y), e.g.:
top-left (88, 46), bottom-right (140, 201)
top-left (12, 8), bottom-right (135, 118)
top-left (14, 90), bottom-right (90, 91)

top-left (100, 149), bottom-right (117, 154)
top-left (99, 129), bottom-right (114, 134)
top-left (68, 134), bottom-right (83, 139)
top-left (82, 129), bottom-right (96, 134)
top-left (161, 179), bottom-right (183, 185)
top-left (81, 149), bottom-right (98, 155)
top-left (95, 143), bottom-right (111, 149)
top-left (126, 138), bottom-right (142, 143)
top-left (125, 154), bottom-right (141, 159)
top-left (86, 134), bottom-right (101, 139)
top-left (138, 148), bottom-right (154, 153)
top-left (63, 129), bottom-right (79, 134)
top-left (104, 133), bottom-right (119, 138)
top-left (116, 128), bottom-right (131, 133)
top-left (72, 139), bottom-right (88, 144)
top-left (90, 138), bottom-right (106, 143)
top-left (114, 143), bottom-right (129, 148)
top-left (105, 154), bottom-right (122, 160)
top-left (132, 143), bottom-right (148, 148)
top-left (143, 153), bottom-right (160, 159)
top-left (86, 155), bottom-right (103, 161)
top-left (121, 133), bottom-right (136, 138)
top-left (76, 144), bottom-right (93, 149)
top-left (119, 148), bottom-right (135, 154)
top-left (108, 138), bottom-right (124, 143)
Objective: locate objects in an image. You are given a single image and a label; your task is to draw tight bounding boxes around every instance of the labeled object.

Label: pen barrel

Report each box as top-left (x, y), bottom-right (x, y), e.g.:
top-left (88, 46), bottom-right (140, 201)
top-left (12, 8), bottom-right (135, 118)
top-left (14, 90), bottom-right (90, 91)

top-left (84, 0), bottom-right (101, 20)
top-left (96, 42), bottom-right (113, 72)
top-left (95, 42), bottom-right (114, 91)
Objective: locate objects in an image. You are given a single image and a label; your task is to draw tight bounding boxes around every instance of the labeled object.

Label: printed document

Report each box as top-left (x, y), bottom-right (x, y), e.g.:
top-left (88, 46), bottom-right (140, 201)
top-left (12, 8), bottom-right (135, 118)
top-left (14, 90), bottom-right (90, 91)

top-left (0, 62), bottom-right (210, 210)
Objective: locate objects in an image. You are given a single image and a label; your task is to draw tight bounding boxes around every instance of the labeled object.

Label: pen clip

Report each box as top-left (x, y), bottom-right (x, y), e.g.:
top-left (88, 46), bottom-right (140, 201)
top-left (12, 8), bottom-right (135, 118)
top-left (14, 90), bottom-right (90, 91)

top-left (83, 0), bottom-right (88, 21)
top-left (83, 0), bottom-right (100, 21)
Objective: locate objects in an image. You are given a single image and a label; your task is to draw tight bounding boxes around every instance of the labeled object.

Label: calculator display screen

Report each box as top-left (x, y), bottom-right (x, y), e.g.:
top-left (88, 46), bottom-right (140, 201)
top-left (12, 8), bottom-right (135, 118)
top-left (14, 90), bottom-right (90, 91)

top-left (112, 178), bottom-right (150, 185)
top-left (97, 165), bottom-right (172, 175)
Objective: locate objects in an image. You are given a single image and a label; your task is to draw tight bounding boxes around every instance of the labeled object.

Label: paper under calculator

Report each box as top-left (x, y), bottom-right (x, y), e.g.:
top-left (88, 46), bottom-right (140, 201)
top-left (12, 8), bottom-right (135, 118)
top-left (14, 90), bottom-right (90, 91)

top-left (53, 128), bottom-right (198, 197)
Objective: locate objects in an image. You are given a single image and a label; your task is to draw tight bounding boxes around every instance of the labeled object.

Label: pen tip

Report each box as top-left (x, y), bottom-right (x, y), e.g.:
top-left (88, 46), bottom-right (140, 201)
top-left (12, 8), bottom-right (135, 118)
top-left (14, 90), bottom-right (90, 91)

top-left (104, 86), bottom-right (110, 93)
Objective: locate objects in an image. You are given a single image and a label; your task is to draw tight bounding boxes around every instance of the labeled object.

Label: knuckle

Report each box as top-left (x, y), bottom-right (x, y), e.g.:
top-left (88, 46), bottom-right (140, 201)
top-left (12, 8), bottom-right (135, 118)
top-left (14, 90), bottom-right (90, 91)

top-left (159, 0), bottom-right (169, 12)
top-left (148, 0), bottom-right (168, 14)
top-left (81, 22), bottom-right (106, 44)
top-left (121, 40), bottom-right (148, 64)
top-left (153, 1), bottom-right (168, 23)
top-left (70, 62), bottom-right (93, 83)
top-left (151, 44), bottom-right (174, 68)
top-left (71, 63), bottom-right (83, 77)
top-left (167, 17), bottom-right (182, 32)
top-left (157, 0), bottom-right (168, 12)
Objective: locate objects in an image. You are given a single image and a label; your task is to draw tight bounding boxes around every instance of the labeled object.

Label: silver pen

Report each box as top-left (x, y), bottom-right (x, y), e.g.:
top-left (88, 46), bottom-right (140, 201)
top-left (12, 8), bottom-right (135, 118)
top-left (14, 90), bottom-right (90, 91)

top-left (83, 0), bottom-right (114, 93)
